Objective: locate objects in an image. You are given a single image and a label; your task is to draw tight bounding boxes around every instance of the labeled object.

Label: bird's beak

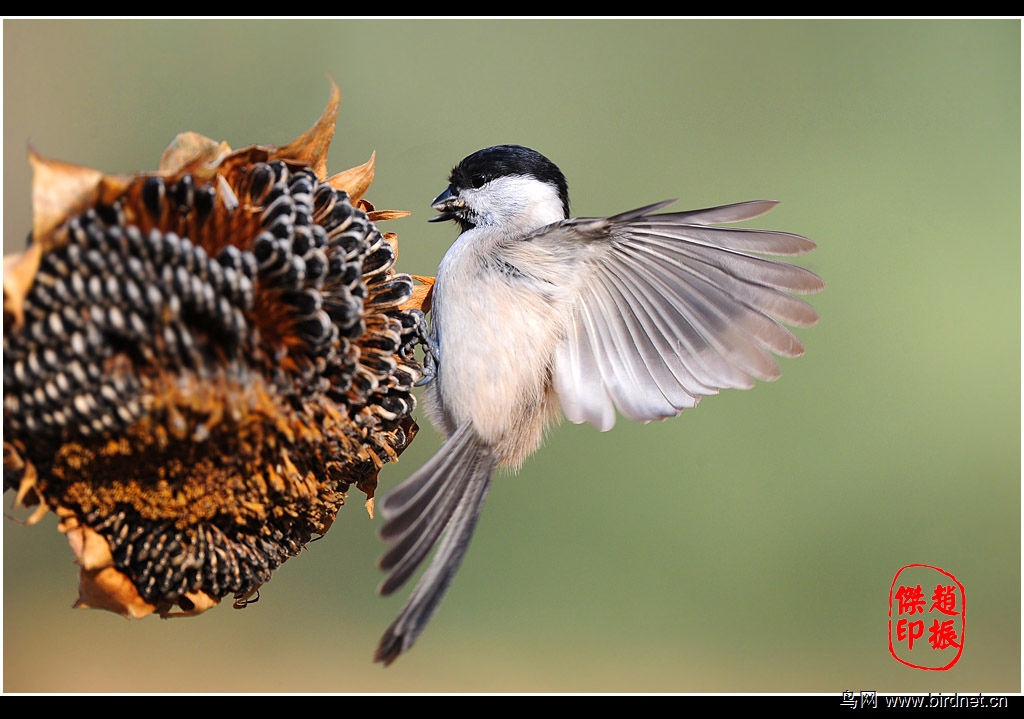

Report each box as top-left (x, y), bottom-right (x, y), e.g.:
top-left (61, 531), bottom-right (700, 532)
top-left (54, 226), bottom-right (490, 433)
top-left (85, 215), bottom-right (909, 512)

top-left (429, 188), bottom-right (463, 223)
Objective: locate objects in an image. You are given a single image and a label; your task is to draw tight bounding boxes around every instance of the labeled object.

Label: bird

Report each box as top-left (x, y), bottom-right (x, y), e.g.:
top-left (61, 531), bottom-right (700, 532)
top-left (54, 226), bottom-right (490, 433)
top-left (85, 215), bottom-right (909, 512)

top-left (373, 144), bottom-right (823, 664)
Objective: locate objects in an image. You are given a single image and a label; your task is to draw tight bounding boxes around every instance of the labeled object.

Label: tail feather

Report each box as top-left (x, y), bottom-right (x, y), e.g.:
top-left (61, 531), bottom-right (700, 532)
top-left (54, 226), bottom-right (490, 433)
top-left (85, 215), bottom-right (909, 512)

top-left (374, 421), bottom-right (497, 665)
top-left (378, 424), bottom-right (485, 585)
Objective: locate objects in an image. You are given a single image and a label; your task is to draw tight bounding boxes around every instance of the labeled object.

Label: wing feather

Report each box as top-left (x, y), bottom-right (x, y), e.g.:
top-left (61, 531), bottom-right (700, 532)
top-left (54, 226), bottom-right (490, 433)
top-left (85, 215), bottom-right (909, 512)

top-left (551, 201), bottom-right (822, 430)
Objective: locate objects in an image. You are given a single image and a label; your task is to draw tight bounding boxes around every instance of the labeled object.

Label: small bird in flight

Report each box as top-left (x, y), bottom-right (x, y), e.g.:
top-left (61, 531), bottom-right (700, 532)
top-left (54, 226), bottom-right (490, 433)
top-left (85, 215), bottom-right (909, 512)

top-left (375, 144), bottom-right (823, 664)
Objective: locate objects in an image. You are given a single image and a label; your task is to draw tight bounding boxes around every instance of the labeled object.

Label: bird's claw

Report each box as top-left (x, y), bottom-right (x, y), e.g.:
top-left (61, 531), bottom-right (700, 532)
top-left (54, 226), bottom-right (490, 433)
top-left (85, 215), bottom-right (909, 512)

top-left (415, 339), bottom-right (438, 387)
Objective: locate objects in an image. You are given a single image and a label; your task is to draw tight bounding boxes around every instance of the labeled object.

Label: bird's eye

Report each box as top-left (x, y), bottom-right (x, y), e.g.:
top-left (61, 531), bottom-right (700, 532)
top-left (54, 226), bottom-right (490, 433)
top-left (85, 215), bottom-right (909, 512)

top-left (470, 174), bottom-right (486, 189)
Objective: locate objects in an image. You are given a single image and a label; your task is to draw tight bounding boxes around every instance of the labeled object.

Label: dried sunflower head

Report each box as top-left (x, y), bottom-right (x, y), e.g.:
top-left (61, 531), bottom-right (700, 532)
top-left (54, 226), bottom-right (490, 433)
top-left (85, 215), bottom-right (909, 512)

top-left (3, 81), bottom-right (430, 618)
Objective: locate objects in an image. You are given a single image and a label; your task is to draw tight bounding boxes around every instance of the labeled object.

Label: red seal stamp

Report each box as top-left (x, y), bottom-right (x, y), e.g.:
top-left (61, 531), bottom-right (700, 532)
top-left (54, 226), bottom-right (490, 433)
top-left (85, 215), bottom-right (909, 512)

top-left (889, 564), bottom-right (965, 670)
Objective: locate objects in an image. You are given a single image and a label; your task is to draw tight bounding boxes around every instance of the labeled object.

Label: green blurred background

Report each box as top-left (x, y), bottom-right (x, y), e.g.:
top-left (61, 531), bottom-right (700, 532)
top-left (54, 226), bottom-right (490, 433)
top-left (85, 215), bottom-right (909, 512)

top-left (3, 19), bottom-right (1019, 693)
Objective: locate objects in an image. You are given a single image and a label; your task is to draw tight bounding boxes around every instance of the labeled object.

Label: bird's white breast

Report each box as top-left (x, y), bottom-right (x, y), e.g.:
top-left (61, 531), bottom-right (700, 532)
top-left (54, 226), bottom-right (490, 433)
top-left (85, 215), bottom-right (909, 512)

top-left (425, 227), bottom-right (580, 466)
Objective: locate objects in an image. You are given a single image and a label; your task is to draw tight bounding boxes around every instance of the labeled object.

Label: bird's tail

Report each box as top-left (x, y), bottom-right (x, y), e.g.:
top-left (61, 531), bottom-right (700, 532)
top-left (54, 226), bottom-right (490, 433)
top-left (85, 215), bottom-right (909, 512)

top-left (375, 421), bottom-right (497, 665)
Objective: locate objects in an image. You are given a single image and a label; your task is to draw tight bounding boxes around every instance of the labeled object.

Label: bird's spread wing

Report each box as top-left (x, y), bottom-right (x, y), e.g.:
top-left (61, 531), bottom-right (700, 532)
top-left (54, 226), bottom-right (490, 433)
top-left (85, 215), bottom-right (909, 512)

top-left (375, 421), bottom-right (497, 665)
top-left (549, 200), bottom-right (824, 431)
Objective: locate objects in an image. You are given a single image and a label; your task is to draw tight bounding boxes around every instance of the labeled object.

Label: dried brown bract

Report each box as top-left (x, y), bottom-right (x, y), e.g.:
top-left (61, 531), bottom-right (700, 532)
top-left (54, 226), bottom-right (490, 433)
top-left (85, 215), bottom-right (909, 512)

top-left (3, 81), bottom-right (430, 619)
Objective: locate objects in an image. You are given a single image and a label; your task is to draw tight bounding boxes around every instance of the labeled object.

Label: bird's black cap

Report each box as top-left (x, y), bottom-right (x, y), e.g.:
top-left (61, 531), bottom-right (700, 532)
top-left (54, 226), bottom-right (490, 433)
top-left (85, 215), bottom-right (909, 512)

top-left (447, 145), bottom-right (570, 219)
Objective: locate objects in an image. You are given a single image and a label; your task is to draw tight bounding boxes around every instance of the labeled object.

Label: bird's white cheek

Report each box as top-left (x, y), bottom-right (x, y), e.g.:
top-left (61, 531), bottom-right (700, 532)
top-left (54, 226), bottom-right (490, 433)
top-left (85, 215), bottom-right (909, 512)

top-left (465, 176), bottom-right (565, 233)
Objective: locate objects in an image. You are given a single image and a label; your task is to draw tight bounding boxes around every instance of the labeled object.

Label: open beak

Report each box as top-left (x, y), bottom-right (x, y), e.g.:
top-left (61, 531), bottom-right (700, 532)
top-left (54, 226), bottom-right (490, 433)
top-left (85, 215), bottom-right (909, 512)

top-left (428, 188), bottom-right (463, 223)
